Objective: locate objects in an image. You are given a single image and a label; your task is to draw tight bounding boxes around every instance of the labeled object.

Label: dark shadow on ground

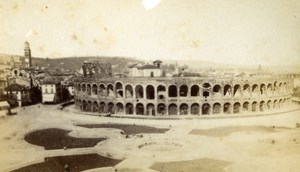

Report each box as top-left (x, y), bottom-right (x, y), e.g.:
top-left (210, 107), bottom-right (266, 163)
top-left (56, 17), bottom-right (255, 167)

top-left (75, 123), bottom-right (169, 135)
top-left (190, 126), bottom-right (291, 137)
top-left (24, 128), bottom-right (106, 150)
top-left (11, 153), bottom-right (122, 172)
top-left (150, 158), bottom-right (231, 172)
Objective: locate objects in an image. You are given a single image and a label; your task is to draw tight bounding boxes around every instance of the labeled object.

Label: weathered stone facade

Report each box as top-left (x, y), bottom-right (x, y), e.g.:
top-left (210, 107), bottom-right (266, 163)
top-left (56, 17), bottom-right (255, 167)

top-left (74, 73), bottom-right (293, 116)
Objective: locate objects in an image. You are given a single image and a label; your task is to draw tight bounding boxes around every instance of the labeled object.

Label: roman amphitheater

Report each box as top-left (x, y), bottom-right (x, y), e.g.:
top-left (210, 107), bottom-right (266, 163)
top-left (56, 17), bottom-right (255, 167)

top-left (74, 62), bottom-right (294, 117)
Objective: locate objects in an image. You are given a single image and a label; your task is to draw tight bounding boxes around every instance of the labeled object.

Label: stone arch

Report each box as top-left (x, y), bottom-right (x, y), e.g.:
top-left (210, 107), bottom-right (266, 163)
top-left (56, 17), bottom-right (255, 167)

top-left (224, 102), bottom-right (231, 114)
top-left (99, 84), bottom-right (106, 96)
top-left (126, 103), bottom-right (133, 115)
top-left (267, 100), bottom-right (272, 110)
top-left (82, 84), bottom-right (86, 92)
top-left (213, 85), bottom-right (222, 97)
top-left (157, 103), bottom-right (166, 115)
top-left (115, 82), bottom-right (123, 98)
top-left (180, 85), bottom-right (188, 97)
top-left (135, 85), bottom-right (144, 99)
top-left (116, 103), bottom-right (124, 114)
top-left (273, 99), bottom-right (278, 109)
top-left (224, 84), bottom-right (232, 97)
top-left (252, 101), bottom-right (258, 112)
top-left (136, 103), bottom-right (144, 115)
top-left (82, 100), bottom-right (87, 111)
top-left (259, 101), bottom-right (265, 111)
top-left (233, 102), bottom-right (241, 113)
top-left (77, 84), bottom-right (81, 91)
top-left (202, 103), bottom-right (210, 115)
top-left (169, 104), bottom-right (177, 115)
top-left (243, 102), bottom-right (249, 112)
top-left (87, 84), bottom-right (91, 95)
top-left (213, 103), bottom-right (221, 114)
top-left (252, 84), bottom-right (259, 96)
top-left (107, 84), bottom-right (114, 97)
top-left (267, 83), bottom-right (273, 95)
top-left (146, 85), bottom-right (155, 99)
top-left (233, 84), bottom-right (241, 97)
top-left (260, 84), bottom-right (266, 95)
top-left (179, 103), bottom-right (188, 115)
top-left (87, 101), bottom-right (92, 112)
top-left (93, 101), bottom-right (99, 112)
top-left (191, 103), bottom-right (200, 115)
top-left (169, 85), bottom-right (177, 97)
top-left (147, 103), bottom-right (155, 115)
top-left (125, 84), bottom-right (133, 98)
top-left (107, 102), bottom-right (114, 114)
top-left (92, 84), bottom-right (98, 95)
top-left (243, 84), bottom-right (250, 97)
top-left (99, 102), bottom-right (105, 113)
top-left (157, 85), bottom-right (166, 100)
top-left (191, 85), bottom-right (200, 97)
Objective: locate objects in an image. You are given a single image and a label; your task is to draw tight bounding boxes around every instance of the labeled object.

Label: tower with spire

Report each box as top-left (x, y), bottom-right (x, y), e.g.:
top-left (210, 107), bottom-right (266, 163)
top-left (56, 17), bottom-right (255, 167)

top-left (24, 41), bottom-right (32, 68)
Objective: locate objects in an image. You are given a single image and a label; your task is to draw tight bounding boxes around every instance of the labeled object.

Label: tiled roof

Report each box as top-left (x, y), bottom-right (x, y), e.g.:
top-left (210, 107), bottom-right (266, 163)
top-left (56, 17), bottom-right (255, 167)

top-left (138, 64), bottom-right (159, 69)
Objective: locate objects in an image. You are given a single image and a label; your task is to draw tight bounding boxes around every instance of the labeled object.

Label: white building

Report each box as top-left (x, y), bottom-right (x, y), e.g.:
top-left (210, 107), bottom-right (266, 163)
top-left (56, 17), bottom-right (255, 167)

top-left (128, 60), bottom-right (162, 77)
top-left (41, 82), bottom-right (57, 103)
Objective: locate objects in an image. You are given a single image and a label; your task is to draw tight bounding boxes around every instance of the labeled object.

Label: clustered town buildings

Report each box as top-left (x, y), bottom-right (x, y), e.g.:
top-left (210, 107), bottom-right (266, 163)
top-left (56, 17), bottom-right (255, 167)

top-left (74, 60), bottom-right (296, 116)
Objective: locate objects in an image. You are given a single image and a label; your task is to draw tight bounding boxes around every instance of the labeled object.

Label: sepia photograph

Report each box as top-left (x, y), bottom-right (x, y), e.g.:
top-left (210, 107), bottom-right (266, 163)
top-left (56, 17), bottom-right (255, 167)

top-left (0, 0), bottom-right (300, 171)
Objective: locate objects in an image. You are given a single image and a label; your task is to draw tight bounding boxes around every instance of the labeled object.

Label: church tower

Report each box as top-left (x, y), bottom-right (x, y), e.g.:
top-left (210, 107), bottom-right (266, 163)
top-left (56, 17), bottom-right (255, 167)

top-left (24, 41), bottom-right (32, 67)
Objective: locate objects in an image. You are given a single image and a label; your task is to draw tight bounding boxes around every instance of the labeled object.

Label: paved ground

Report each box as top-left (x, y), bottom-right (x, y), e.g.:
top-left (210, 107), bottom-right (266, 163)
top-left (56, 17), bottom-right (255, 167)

top-left (1, 104), bottom-right (300, 172)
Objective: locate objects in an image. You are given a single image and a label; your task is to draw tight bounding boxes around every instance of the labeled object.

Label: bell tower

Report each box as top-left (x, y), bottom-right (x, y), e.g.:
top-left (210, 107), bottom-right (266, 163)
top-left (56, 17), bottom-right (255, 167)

top-left (24, 41), bottom-right (32, 67)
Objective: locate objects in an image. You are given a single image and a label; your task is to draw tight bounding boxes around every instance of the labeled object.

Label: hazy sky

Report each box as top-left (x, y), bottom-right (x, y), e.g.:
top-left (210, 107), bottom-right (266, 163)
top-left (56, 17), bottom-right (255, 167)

top-left (0, 0), bottom-right (299, 65)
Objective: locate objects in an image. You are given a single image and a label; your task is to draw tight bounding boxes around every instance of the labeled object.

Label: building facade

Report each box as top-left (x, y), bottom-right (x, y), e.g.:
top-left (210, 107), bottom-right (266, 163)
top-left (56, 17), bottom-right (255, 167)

top-left (74, 63), bottom-right (294, 116)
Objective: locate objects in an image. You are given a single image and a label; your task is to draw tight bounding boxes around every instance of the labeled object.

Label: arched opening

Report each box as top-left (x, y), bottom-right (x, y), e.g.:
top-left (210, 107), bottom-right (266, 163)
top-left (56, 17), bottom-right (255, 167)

top-left (115, 82), bottom-right (123, 98)
top-left (267, 83), bottom-right (272, 95)
top-left (135, 85), bottom-right (144, 99)
top-left (233, 84), bottom-right (241, 97)
top-left (126, 103), bottom-right (133, 115)
top-left (169, 104), bottom-right (177, 115)
top-left (243, 102), bottom-right (249, 112)
top-left (243, 84), bottom-right (250, 97)
top-left (157, 103), bottom-right (166, 115)
top-left (82, 100), bottom-right (87, 111)
top-left (136, 103), bottom-right (144, 115)
top-left (146, 85), bottom-right (155, 99)
top-left (93, 101), bottom-right (99, 112)
top-left (157, 85), bottom-right (166, 100)
top-left (107, 84), bottom-right (114, 97)
top-left (77, 84), bottom-right (81, 91)
top-left (273, 100), bottom-right (278, 109)
top-left (223, 102), bottom-right (231, 114)
top-left (233, 102), bottom-right (241, 113)
top-left (87, 101), bottom-right (92, 112)
top-left (107, 102), bottom-right (114, 114)
top-left (179, 85), bottom-right (188, 97)
top-left (202, 103), bottom-right (210, 115)
top-left (202, 83), bottom-right (211, 98)
top-left (99, 84), bottom-right (106, 96)
top-left (213, 85), bottom-right (222, 97)
top-left (224, 85), bottom-right (232, 97)
top-left (213, 103), bottom-right (221, 114)
top-left (147, 103), bottom-right (155, 115)
top-left (87, 84), bottom-right (91, 95)
top-left (125, 85), bottom-right (133, 98)
top-left (259, 101), bottom-right (265, 111)
top-left (99, 102), bottom-right (105, 113)
top-left (267, 100), bottom-right (272, 110)
top-left (191, 103), bottom-right (199, 115)
top-left (168, 85), bottom-right (177, 97)
top-left (92, 84), bottom-right (98, 95)
top-left (279, 99), bottom-right (283, 108)
top-left (191, 85), bottom-right (199, 97)
top-left (252, 84), bottom-right (259, 96)
top-left (260, 84), bottom-right (266, 95)
top-left (82, 84), bottom-right (86, 92)
top-left (179, 103), bottom-right (188, 115)
top-left (116, 103), bottom-right (124, 114)
top-left (252, 101), bottom-right (258, 112)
